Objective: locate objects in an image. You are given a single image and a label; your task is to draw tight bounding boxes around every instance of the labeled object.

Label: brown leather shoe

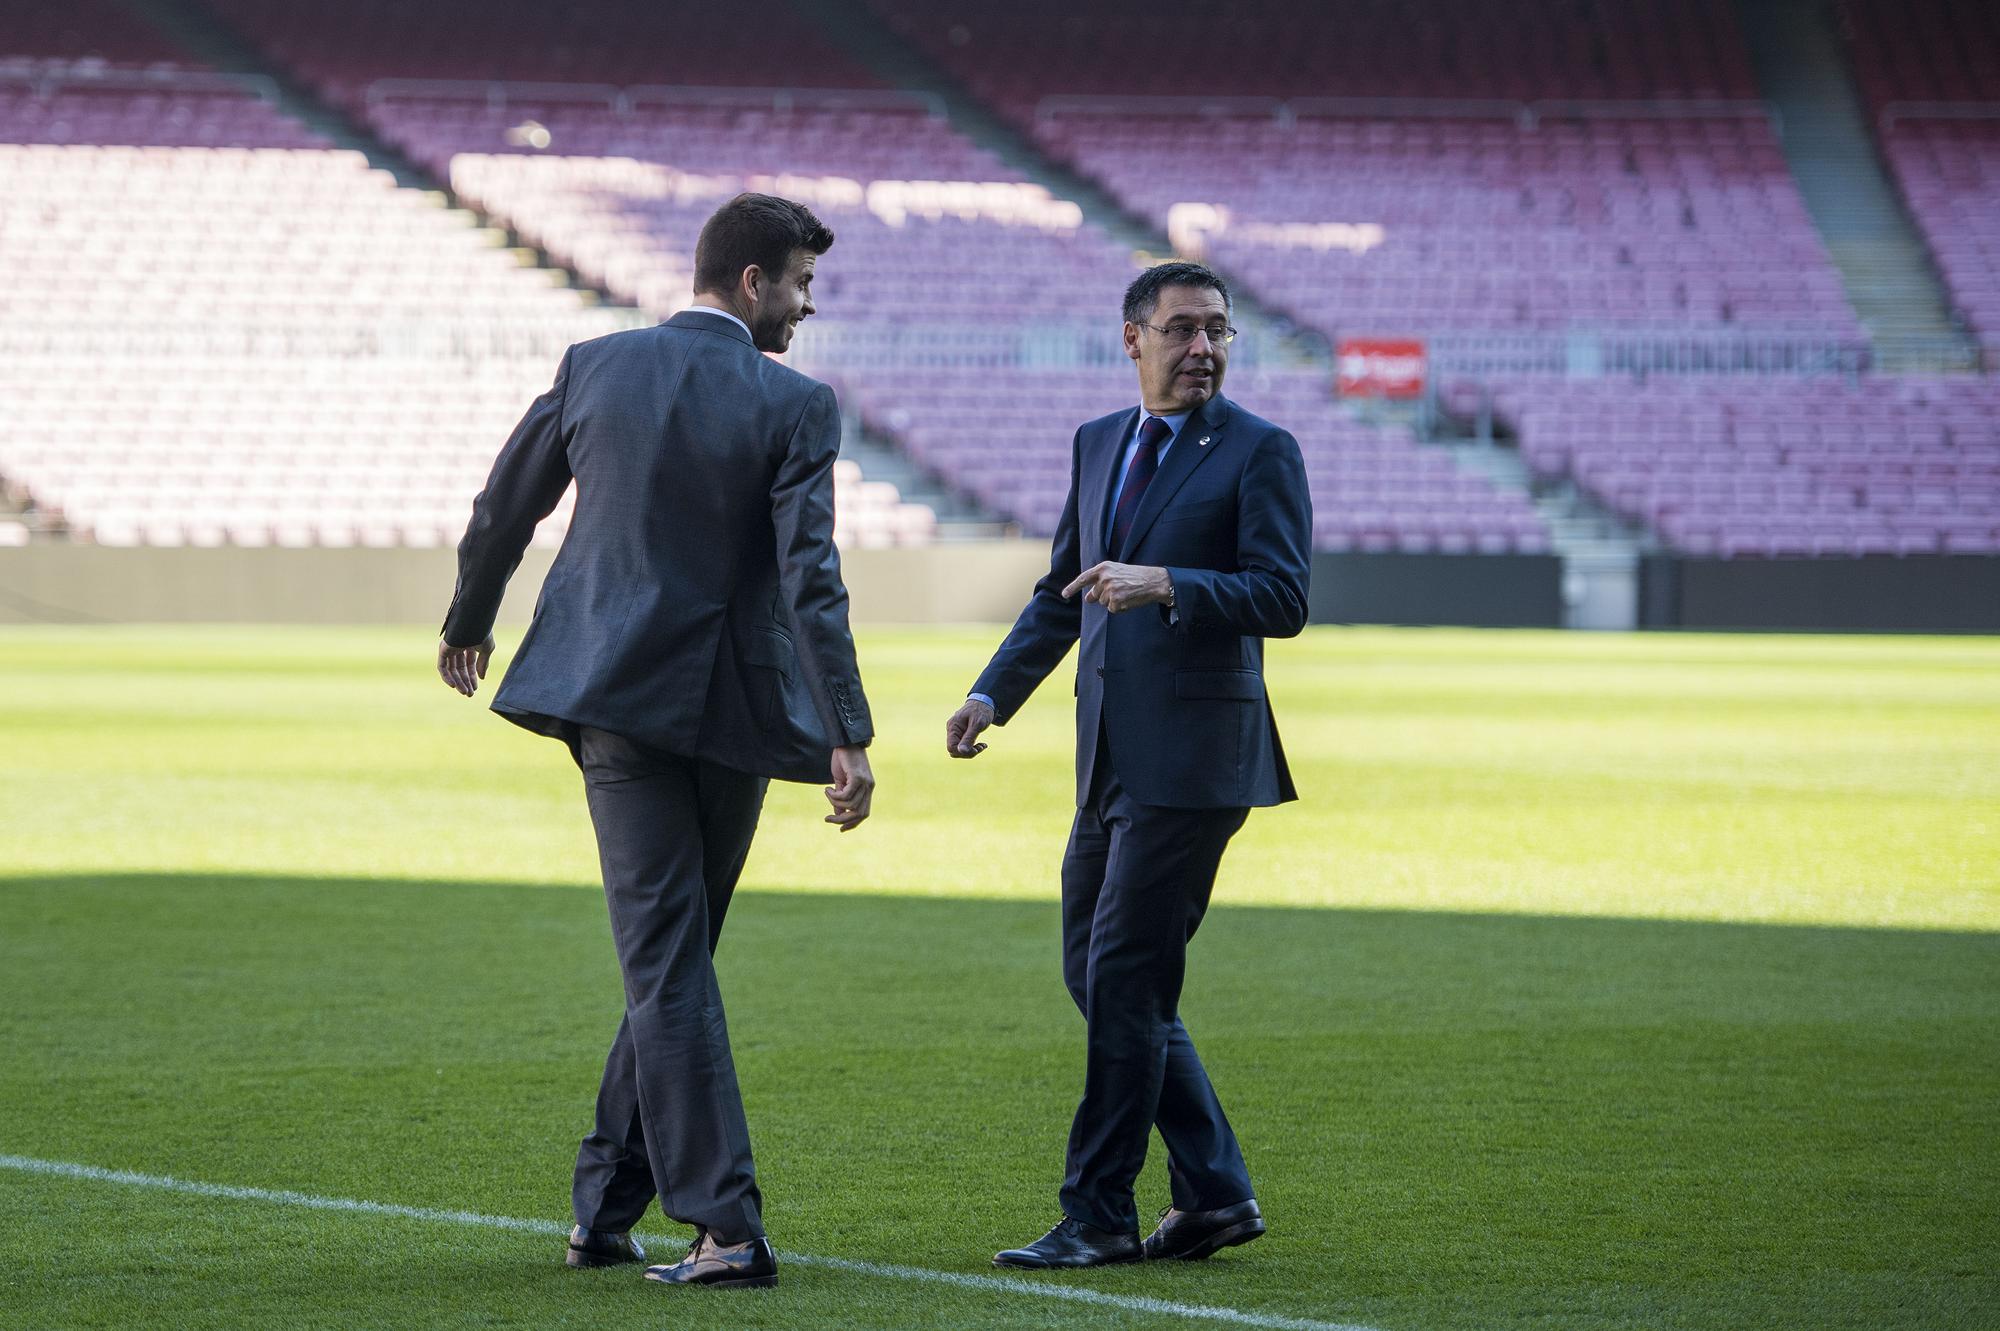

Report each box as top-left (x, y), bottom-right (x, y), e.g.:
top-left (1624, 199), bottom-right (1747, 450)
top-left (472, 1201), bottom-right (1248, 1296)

top-left (993, 1217), bottom-right (1143, 1269)
top-left (1142, 1199), bottom-right (1265, 1261)
top-left (643, 1231), bottom-right (778, 1289)
top-left (565, 1225), bottom-right (646, 1268)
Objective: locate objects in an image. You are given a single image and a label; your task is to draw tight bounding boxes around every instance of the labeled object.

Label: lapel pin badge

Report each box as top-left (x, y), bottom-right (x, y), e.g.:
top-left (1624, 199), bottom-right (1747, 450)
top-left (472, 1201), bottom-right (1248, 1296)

top-left (1199, 435), bottom-right (1212, 446)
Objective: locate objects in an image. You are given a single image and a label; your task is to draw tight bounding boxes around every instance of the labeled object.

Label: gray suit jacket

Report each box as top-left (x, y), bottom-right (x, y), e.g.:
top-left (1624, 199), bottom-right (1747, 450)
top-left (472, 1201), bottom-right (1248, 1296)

top-left (442, 309), bottom-right (872, 783)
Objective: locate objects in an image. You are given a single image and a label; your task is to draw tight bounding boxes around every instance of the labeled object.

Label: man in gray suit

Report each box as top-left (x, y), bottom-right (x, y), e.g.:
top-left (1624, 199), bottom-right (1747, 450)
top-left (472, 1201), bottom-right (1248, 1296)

top-left (436, 193), bottom-right (874, 1291)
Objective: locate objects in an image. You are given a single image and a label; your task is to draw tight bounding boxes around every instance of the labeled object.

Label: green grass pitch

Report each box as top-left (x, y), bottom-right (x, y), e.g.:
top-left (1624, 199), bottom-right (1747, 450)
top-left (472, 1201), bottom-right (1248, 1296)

top-left (1, 624), bottom-right (1996, 1330)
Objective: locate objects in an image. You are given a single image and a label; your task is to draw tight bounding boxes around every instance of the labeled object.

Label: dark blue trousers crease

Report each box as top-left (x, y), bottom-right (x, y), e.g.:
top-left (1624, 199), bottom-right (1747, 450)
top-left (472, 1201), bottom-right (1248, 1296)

top-left (1056, 732), bottom-right (1255, 1234)
top-left (568, 725), bottom-right (769, 1243)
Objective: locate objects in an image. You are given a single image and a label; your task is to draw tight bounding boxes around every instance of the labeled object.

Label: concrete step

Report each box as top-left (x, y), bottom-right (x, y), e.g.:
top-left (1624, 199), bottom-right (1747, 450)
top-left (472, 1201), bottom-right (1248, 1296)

top-left (1421, 433), bottom-right (1649, 629)
top-left (1736, 0), bottom-right (1978, 367)
top-left (837, 421), bottom-right (1008, 532)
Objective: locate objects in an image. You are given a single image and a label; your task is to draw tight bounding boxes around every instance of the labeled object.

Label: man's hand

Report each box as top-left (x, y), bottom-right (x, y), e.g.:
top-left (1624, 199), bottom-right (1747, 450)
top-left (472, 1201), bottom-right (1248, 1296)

top-left (945, 697), bottom-right (995, 758)
top-left (437, 634), bottom-right (495, 697)
top-left (826, 744), bottom-right (874, 831)
top-left (1062, 562), bottom-right (1173, 614)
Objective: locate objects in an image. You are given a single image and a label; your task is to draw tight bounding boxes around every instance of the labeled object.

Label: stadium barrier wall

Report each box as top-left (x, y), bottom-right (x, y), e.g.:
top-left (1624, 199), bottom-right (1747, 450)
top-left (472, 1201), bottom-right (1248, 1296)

top-left (1639, 555), bottom-right (2000, 633)
top-left (1308, 552), bottom-right (1566, 628)
top-left (18, 547), bottom-right (1985, 632)
top-left (2, 545), bottom-right (1569, 630)
top-left (0, 545), bottom-right (1051, 627)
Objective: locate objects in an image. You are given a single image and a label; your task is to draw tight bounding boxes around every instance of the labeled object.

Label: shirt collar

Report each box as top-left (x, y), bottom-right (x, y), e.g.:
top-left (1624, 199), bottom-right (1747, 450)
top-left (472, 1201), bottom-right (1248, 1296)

top-left (1139, 408), bottom-right (1195, 444)
top-left (684, 305), bottom-right (755, 341)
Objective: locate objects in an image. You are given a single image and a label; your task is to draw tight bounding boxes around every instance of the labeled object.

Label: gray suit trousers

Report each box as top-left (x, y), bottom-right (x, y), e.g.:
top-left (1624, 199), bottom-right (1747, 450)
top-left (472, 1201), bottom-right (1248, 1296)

top-left (570, 725), bottom-right (768, 1242)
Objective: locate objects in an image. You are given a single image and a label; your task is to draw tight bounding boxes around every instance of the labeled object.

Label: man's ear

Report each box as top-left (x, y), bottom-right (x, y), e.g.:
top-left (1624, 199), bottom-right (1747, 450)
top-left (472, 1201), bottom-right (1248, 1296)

top-left (740, 265), bottom-right (764, 305)
top-left (1123, 321), bottom-right (1142, 362)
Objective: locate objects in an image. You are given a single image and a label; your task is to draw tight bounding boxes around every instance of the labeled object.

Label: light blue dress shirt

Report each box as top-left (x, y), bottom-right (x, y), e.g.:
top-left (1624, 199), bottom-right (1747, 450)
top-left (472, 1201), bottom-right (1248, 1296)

top-left (1108, 408), bottom-right (1192, 517)
top-left (969, 408), bottom-right (1192, 712)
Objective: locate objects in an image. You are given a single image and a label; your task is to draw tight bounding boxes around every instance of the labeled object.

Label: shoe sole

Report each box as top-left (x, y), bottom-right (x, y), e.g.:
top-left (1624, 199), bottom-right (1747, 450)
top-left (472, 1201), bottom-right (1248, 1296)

top-left (991, 1252), bottom-right (1143, 1270)
top-left (1152, 1219), bottom-right (1266, 1262)
top-left (565, 1249), bottom-right (641, 1269)
top-left (644, 1273), bottom-right (779, 1289)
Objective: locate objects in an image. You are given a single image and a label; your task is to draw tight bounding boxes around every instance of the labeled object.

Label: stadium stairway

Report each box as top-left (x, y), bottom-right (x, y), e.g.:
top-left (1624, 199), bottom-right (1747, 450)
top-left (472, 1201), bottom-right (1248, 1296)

top-left (1413, 407), bottom-right (1652, 631)
top-left (834, 414), bottom-right (1015, 540)
top-left (1736, 0), bottom-right (1979, 371)
top-left (794, 0), bottom-right (1328, 370)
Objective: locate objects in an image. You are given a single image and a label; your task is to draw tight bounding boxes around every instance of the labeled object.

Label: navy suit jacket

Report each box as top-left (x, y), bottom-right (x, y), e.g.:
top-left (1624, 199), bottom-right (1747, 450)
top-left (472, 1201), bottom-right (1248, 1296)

top-left (971, 393), bottom-right (1311, 809)
top-left (442, 309), bottom-right (872, 784)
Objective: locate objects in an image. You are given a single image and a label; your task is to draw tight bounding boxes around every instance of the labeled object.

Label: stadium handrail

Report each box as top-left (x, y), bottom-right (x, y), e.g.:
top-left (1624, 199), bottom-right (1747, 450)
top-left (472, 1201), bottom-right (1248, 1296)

top-left (1423, 329), bottom-right (1914, 378)
top-left (625, 85), bottom-right (944, 118)
top-left (364, 78), bottom-right (623, 108)
top-left (0, 64), bottom-right (279, 103)
top-left (1034, 93), bottom-right (1780, 135)
top-left (9, 319), bottom-right (1942, 376)
top-left (1878, 100), bottom-right (2000, 131)
top-left (363, 78), bottom-right (944, 118)
top-left (0, 316), bottom-right (650, 361)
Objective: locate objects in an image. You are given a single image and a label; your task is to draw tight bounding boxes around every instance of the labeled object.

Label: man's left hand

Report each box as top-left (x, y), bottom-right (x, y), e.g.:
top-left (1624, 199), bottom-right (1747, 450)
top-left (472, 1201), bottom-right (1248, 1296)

top-left (1062, 562), bottom-right (1172, 614)
top-left (438, 634), bottom-right (495, 696)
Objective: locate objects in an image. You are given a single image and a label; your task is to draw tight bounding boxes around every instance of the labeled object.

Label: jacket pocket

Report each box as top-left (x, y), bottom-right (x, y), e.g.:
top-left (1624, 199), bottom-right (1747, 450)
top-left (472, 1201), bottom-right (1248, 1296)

top-left (1156, 496), bottom-right (1228, 525)
top-left (742, 626), bottom-right (795, 681)
top-left (741, 627), bottom-right (793, 730)
top-left (1174, 668), bottom-right (1261, 701)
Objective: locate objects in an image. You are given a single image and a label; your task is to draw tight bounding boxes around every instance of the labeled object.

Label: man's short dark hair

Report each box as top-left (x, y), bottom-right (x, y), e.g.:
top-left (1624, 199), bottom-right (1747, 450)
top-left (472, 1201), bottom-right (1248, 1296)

top-left (1123, 261), bottom-right (1231, 323)
top-left (693, 193), bottom-right (834, 296)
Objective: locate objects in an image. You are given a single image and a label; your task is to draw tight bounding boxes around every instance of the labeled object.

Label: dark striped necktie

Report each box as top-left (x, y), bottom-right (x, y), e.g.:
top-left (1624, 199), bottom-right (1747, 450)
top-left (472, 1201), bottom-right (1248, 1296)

top-left (1110, 416), bottom-right (1172, 556)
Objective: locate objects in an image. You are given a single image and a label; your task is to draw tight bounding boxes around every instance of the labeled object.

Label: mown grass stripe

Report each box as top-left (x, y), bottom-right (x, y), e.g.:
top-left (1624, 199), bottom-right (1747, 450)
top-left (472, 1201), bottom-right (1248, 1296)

top-left (0, 1153), bottom-right (1383, 1331)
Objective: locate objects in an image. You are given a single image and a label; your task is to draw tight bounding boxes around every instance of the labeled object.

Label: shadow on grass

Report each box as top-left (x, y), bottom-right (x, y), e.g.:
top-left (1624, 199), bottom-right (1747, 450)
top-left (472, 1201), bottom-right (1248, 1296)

top-left (2, 873), bottom-right (1996, 1331)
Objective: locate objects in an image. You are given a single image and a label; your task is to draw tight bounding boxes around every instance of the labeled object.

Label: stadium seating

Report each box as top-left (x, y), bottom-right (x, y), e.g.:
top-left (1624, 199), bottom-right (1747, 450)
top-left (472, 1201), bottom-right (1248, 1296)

top-left (1462, 374), bottom-right (2000, 555)
top-left (172, 0), bottom-right (1538, 548)
top-left (0, 144), bottom-right (936, 549)
top-left (872, 0), bottom-right (1859, 345)
top-left (870, 0), bottom-right (1759, 106)
top-left (200, 0), bottom-right (884, 101)
top-left (857, 366), bottom-right (1549, 551)
top-left (429, 129), bottom-right (1550, 545)
top-left (13, 0), bottom-right (1987, 567)
top-left (0, 0), bottom-right (192, 65)
top-left (1840, 0), bottom-right (2000, 356)
top-left (0, 144), bottom-right (622, 547)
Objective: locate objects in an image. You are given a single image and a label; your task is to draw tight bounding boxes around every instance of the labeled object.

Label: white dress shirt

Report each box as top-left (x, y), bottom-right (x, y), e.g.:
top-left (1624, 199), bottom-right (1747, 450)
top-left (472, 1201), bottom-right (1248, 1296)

top-left (684, 305), bottom-right (755, 341)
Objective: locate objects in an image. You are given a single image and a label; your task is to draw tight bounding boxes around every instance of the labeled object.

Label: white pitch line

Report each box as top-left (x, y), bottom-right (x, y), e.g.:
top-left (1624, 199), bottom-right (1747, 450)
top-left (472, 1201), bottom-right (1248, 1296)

top-left (1, 1154), bottom-right (1383, 1331)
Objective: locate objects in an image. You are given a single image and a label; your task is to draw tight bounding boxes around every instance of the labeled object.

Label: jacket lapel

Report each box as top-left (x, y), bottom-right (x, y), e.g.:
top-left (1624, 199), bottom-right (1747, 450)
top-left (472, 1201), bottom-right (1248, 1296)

top-left (1117, 395), bottom-right (1231, 558)
top-left (1081, 407), bottom-right (1139, 565)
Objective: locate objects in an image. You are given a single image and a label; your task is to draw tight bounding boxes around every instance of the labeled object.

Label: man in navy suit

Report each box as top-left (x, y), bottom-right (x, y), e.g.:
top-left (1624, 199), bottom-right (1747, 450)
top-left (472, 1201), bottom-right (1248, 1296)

top-left (436, 194), bottom-right (874, 1291)
top-left (945, 261), bottom-right (1311, 1269)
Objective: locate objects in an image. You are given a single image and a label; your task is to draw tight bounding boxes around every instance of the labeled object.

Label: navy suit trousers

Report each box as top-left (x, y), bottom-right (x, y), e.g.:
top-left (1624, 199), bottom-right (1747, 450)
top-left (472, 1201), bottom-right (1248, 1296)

top-left (569, 726), bottom-right (769, 1243)
top-left (1057, 731), bottom-right (1255, 1233)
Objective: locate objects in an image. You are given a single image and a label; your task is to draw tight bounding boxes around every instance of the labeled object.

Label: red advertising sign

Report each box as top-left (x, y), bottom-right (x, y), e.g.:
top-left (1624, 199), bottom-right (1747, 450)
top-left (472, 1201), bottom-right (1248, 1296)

top-left (1336, 337), bottom-right (1428, 399)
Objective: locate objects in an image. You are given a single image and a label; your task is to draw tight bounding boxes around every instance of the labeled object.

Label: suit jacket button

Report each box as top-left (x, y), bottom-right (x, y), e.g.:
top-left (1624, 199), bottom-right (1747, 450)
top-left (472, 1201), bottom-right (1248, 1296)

top-left (1096, 667), bottom-right (1105, 678)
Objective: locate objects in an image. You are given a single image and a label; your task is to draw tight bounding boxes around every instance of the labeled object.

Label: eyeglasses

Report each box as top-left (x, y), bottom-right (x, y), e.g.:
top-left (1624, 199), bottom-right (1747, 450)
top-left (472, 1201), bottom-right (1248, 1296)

top-left (1137, 322), bottom-right (1238, 346)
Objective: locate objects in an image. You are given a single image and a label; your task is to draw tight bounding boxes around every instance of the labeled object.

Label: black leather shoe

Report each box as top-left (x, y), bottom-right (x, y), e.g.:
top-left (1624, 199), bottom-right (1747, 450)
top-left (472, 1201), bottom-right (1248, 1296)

top-left (565, 1225), bottom-right (646, 1269)
top-left (643, 1232), bottom-right (778, 1289)
top-left (1142, 1199), bottom-right (1265, 1261)
top-left (993, 1217), bottom-right (1143, 1269)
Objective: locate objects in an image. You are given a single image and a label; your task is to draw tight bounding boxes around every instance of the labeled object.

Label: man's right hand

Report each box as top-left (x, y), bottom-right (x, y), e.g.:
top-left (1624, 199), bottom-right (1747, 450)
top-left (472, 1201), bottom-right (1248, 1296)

top-left (826, 744), bottom-right (874, 832)
top-left (945, 697), bottom-right (995, 758)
